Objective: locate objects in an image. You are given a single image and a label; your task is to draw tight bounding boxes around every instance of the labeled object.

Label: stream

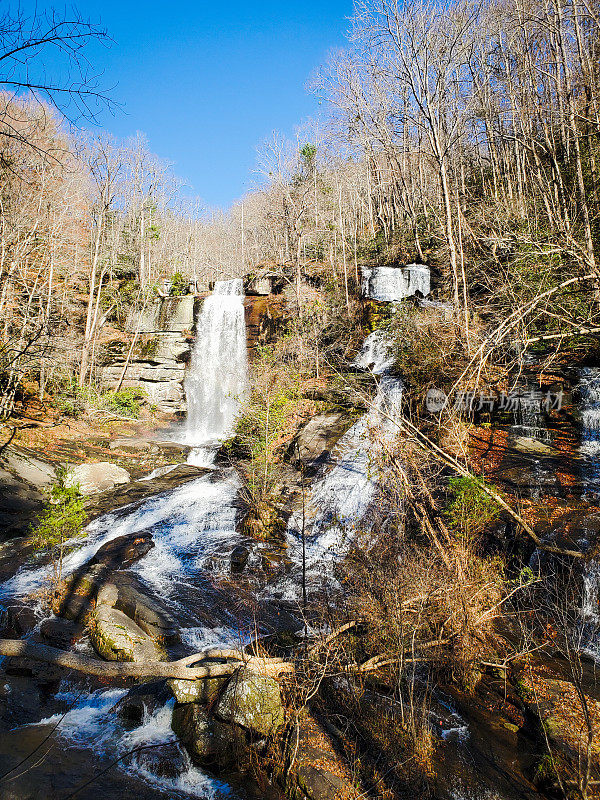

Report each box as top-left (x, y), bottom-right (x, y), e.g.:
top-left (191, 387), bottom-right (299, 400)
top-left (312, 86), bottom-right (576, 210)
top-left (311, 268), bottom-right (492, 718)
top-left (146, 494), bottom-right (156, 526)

top-left (2, 281), bottom-right (600, 799)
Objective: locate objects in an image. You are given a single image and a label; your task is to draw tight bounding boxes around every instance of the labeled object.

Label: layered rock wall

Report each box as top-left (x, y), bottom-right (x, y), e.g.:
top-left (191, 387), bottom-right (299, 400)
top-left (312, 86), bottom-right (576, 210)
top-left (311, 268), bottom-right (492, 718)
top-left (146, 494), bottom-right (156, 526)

top-left (100, 296), bottom-right (200, 414)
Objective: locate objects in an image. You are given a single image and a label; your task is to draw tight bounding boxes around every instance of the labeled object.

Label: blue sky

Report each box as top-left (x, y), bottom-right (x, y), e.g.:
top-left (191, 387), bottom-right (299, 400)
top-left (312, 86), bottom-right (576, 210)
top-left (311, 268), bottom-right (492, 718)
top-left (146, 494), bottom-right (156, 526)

top-left (34, 0), bottom-right (354, 208)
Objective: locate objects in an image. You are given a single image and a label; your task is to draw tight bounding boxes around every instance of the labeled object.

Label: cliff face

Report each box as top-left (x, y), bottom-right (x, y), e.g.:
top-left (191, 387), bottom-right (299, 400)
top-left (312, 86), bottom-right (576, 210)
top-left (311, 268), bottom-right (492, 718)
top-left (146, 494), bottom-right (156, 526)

top-left (243, 295), bottom-right (288, 355)
top-left (100, 296), bottom-right (200, 414)
top-left (99, 291), bottom-right (287, 415)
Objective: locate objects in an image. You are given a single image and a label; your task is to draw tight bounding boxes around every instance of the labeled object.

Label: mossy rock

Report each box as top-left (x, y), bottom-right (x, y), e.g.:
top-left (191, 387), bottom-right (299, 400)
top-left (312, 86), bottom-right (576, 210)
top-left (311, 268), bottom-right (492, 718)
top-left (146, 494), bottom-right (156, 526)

top-left (172, 703), bottom-right (242, 767)
top-left (215, 667), bottom-right (284, 737)
top-left (90, 604), bottom-right (164, 663)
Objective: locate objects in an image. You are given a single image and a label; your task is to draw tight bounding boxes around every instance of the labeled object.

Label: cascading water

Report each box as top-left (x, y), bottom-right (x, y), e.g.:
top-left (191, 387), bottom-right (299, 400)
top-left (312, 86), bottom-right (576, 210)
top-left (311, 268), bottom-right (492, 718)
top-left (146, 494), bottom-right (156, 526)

top-left (276, 331), bottom-right (403, 598)
top-left (0, 278), bottom-right (254, 798)
top-left (183, 278), bottom-right (248, 465)
top-left (578, 367), bottom-right (600, 495)
top-left (576, 369), bottom-right (600, 657)
top-left (362, 264), bottom-right (430, 302)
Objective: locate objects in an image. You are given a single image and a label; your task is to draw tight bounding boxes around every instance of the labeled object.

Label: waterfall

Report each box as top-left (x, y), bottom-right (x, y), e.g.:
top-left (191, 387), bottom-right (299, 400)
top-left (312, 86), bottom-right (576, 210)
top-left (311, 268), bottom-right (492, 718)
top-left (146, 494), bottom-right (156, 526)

top-left (362, 264), bottom-right (430, 302)
top-left (578, 367), bottom-right (600, 494)
top-left (278, 331), bottom-right (403, 596)
top-left (183, 278), bottom-right (248, 464)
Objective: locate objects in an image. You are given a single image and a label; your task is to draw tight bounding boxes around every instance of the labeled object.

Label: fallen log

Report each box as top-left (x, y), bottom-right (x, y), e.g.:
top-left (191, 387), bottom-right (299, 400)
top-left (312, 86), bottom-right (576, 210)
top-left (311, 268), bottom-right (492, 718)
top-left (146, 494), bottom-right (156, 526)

top-left (0, 639), bottom-right (294, 680)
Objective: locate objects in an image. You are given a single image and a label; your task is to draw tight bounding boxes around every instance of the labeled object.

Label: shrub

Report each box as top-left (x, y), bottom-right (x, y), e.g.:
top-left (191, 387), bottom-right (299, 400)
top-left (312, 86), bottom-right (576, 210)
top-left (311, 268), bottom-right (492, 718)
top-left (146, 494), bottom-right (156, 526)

top-left (169, 271), bottom-right (189, 296)
top-left (31, 472), bottom-right (86, 584)
top-left (102, 387), bottom-right (146, 418)
top-left (444, 475), bottom-right (500, 541)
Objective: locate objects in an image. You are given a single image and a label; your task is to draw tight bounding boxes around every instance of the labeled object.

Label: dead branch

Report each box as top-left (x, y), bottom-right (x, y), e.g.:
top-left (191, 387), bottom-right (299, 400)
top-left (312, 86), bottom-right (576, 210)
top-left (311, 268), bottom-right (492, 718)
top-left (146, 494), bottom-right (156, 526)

top-left (0, 639), bottom-right (294, 680)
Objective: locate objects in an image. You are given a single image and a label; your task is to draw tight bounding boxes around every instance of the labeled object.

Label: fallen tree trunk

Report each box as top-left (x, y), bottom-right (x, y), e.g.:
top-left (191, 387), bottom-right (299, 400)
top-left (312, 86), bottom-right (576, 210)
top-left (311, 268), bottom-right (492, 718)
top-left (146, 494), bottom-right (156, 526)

top-left (0, 639), bottom-right (294, 680)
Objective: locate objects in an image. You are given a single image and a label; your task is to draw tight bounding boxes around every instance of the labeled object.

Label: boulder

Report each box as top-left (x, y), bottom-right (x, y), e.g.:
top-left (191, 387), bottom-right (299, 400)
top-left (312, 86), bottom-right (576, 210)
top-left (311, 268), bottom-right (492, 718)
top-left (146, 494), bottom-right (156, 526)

top-left (114, 680), bottom-right (171, 725)
top-left (39, 617), bottom-right (83, 650)
top-left (89, 531), bottom-right (154, 570)
top-left (90, 604), bottom-right (164, 663)
top-left (292, 413), bottom-right (351, 475)
top-left (215, 667), bottom-right (284, 737)
top-left (172, 702), bottom-right (241, 767)
top-left (230, 544), bottom-right (250, 574)
top-left (135, 741), bottom-right (189, 780)
top-left (168, 658), bottom-right (231, 704)
top-left (297, 763), bottom-right (351, 800)
top-left (53, 563), bottom-right (180, 645)
top-left (64, 462), bottom-right (130, 495)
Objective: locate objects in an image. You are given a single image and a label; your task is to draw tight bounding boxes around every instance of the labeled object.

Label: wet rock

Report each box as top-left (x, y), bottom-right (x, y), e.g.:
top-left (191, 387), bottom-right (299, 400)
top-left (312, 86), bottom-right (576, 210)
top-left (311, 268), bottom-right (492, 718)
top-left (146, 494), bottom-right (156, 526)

top-left (90, 531), bottom-right (154, 570)
top-left (84, 463), bottom-right (207, 521)
top-left (172, 702), bottom-right (241, 767)
top-left (39, 617), bottom-right (83, 649)
top-left (90, 604), bottom-right (164, 662)
top-left (292, 413), bottom-right (352, 475)
top-left (0, 602), bottom-right (38, 638)
top-left (0, 676), bottom-right (42, 728)
top-left (64, 462), bottom-right (130, 495)
top-left (114, 680), bottom-right (171, 725)
top-left (215, 667), bottom-right (284, 737)
top-left (230, 544), bottom-right (250, 573)
top-left (135, 740), bottom-right (189, 780)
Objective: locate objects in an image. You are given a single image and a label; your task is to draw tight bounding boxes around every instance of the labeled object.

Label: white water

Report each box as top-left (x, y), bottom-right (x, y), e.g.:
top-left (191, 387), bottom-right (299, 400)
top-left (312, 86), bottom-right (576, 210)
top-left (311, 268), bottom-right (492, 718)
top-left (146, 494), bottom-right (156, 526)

top-left (182, 278), bottom-right (248, 466)
top-left (578, 367), bottom-right (600, 494)
top-left (279, 331), bottom-right (403, 595)
top-left (362, 264), bottom-right (430, 302)
top-left (0, 279), bottom-right (253, 796)
top-left (34, 689), bottom-right (232, 798)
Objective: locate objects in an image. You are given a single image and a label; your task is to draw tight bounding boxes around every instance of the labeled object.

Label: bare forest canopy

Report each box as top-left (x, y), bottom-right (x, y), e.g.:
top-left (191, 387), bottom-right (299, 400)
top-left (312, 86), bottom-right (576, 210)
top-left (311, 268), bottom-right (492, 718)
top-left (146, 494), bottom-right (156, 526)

top-left (1, 0), bottom-right (600, 419)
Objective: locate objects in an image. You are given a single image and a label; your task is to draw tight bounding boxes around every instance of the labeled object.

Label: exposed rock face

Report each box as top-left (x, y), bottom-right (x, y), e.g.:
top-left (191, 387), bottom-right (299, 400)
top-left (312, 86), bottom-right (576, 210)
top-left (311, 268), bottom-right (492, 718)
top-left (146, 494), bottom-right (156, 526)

top-left (243, 295), bottom-right (287, 353)
top-left (172, 703), bottom-right (241, 767)
top-left (292, 413), bottom-right (353, 475)
top-left (0, 467), bottom-right (45, 540)
top-left (100, 295), bottom-right (199, 414)
top-left (114, 680), bottom-right (171, 725)
top-left (64, 462), bottom-right (130, 495)
top-left (52, 534), bottom-right (179, 645)
top-left (90, 603), bottom-right (164, 663)
top-left (3, 447), bottom-right (56, 489)
top-left (215, 667), bottom-right (285, 737)
top-left (245, 272), bottom-right (284, 296)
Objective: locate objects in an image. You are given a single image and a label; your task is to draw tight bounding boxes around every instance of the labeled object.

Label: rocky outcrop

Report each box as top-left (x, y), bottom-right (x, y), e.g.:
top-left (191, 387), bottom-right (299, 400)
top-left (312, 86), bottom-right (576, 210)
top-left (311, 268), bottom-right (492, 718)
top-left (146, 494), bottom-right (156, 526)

top-left (100, 295), bottom-right (200, 414)
top-left (243, 295), bottom-right (288, 353)
top-left (52, 532), bottom-right (180, 646)
top-left (291, 412), bottom-right (353, 476)
top-left (64, 462), bottom-right (130, 495)
top-left (0, 467), bottom-right (45, 540)
top-left (245, 272), bottom-right (285, 296)
top-left (90, 602), bottom-right (164, 663)
top-left (215, 667), bottom-right (285, 737)
top-left (172, 703), bottom-right (242, 767)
